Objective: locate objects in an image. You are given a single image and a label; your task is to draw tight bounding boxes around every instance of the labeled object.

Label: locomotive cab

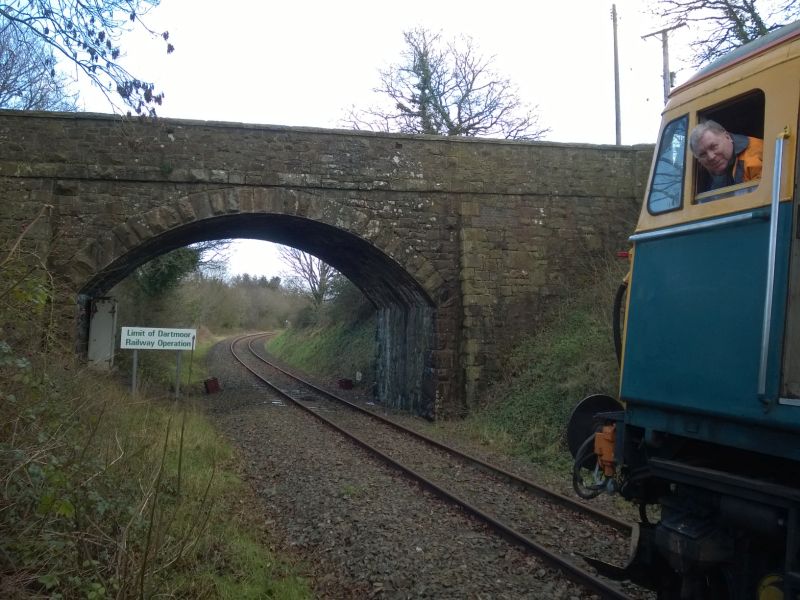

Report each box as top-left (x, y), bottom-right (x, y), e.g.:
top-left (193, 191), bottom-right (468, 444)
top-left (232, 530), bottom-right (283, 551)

top-left (569, 20), bottom-right (800, 600)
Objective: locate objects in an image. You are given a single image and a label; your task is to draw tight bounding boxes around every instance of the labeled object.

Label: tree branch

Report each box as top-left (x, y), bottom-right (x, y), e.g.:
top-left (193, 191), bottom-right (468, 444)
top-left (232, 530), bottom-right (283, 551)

top-left (344, 27), bottom-right (549, 140)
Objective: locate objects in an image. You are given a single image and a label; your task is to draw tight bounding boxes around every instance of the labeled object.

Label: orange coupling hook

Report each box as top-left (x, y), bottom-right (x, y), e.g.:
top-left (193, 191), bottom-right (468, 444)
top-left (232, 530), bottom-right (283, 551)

top-left (593, 424), bottom-right (617, 477)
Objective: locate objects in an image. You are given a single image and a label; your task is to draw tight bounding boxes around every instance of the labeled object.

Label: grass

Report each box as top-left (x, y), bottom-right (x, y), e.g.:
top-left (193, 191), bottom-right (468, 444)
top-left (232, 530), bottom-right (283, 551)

top-left (0, 344), bottom-right (313, 599)
top-left (0, 350), bottom-right (312, 598)
top-left (0, 212), bottom-right (310, 598)
top-left (266, 258), bottom-right (628, 473)
top-left (0, 286), bottom-right (311, 600)
top-left (441, 260), bottom-right (627, 468)
top-left (266, 316), bottom-right (376, 389)
top-left (165, 330), bottom-right (225, 388)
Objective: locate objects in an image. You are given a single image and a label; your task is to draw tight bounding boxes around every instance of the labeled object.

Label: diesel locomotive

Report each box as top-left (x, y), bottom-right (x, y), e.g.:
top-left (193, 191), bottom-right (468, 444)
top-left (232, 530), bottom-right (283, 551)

top-left (567, 20), bottom-right (800, 600)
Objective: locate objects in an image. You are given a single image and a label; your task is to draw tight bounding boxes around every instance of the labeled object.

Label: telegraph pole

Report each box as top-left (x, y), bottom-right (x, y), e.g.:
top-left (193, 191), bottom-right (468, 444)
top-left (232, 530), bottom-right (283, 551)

top-left (612, 4), bottom-right (622, 145)
top-left (642, 22), bottom-right (686, 104)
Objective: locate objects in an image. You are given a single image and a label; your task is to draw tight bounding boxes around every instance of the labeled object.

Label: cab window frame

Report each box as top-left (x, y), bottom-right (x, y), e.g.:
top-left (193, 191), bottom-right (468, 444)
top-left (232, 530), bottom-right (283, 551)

top-left (647, 114), bottom-right (689, 216)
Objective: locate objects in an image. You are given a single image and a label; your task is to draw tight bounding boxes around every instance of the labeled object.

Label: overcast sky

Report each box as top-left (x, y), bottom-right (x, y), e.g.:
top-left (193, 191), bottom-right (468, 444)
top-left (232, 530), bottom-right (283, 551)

top-left (78, 0), bottom-right (702, 278)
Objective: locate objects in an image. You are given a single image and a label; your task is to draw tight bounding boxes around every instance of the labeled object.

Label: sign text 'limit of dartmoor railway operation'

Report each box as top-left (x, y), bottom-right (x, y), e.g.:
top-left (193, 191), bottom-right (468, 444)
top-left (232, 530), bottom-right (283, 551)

top-left (120, 327), bottom-right (196, 350)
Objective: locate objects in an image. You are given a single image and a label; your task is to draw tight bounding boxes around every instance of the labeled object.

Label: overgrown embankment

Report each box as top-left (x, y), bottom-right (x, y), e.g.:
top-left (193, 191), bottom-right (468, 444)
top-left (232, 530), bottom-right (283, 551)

top-left (1, 236), bottom-right (311, 598)
top-left (266, 317), bottom-right (376, 389)
top-left (267, 259), bottom-right (627, 469)
top-left (0, 350), bottom-right (310, 599)
top-left (457, 261), bottom-right (624, 465)
top-left (265, 278), bottom-right (377, 395)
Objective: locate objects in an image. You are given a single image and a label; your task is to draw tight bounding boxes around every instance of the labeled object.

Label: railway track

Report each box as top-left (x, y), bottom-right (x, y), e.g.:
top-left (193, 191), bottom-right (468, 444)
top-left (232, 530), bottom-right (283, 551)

top-left (229, 333), bottom-right (647, 600)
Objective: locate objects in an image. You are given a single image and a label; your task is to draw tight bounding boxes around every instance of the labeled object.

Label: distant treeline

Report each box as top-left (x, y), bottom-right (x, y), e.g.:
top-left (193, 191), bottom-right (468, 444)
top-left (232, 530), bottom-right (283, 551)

top-left (112, 270), bottom-right (310, 334)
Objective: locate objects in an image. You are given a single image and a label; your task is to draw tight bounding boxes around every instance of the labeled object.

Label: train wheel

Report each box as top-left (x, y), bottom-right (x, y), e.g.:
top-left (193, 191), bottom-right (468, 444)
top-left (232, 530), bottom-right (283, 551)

top-left (572, 435), bottom-right (606, 499)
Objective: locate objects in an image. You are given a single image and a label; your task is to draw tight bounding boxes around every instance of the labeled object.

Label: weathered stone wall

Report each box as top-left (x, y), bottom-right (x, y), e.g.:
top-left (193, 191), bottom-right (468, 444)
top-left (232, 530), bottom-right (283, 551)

top-left (0, 110), bottom-right (652, 417)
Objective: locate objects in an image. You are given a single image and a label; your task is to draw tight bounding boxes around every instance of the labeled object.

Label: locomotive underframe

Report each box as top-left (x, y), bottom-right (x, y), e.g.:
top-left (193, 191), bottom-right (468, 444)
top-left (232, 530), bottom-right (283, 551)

top-left (615, 425), bottom-right (800, 598)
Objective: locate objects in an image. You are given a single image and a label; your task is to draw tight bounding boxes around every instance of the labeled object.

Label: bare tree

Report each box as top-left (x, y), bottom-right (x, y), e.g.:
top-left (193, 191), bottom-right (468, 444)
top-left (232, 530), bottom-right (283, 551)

top-left (345, 28), bottom-right (549, 140)
top-left (655, 0), bottom-right (800, 65)
top-left (194, 239), bottom-right (232, 277)
top-left (278, 247), bottom-right (338, 309)
top-left (0, 0), bottom-right (174, 115)
top-left (0, 16), bottom-right (77, 110)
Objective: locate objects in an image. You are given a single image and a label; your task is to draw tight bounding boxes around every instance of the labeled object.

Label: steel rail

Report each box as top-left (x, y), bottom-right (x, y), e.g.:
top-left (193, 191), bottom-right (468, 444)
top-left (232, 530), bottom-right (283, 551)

top-left (229, 333), bottom-right (636, 600)
top-left (245, 332), bottom-right (631, 534)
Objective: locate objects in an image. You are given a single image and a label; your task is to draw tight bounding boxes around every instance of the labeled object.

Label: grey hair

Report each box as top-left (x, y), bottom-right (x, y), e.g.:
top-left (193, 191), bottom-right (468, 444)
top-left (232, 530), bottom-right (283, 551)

top-left (689, 120), bottom-right (728, 155)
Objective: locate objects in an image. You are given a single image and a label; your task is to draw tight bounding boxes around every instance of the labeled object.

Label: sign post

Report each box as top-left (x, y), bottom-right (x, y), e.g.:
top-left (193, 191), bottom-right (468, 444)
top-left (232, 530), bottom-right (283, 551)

top-left (120, 327), bottom-right (197, 397)
top-left (175, 351), bottom-right (182, 398)
top-left (131, 349), bottom-right (138, 396)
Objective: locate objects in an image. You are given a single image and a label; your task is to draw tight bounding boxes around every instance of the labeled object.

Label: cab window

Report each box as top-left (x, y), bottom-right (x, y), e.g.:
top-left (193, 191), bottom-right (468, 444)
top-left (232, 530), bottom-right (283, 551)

top-left (648, 115), bottom-right (688, 214)
top-left (693, 90), bottom-right (765, 202)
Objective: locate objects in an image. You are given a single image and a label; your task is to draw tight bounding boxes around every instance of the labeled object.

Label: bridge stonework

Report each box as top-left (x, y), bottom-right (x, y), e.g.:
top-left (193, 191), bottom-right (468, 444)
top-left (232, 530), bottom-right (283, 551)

top-left (0, 111), bottom-right (652, 417)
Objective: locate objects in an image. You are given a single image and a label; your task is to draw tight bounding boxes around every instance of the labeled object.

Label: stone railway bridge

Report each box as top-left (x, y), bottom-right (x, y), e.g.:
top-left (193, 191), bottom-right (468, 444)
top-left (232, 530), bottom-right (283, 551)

top-left (0, 110), bottom-right (652, 417)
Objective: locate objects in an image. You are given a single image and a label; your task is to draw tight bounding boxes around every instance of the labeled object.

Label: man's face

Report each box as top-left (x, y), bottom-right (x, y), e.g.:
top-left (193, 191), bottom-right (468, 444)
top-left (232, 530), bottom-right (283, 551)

top-left (695, 129), bottom-right (734, 175)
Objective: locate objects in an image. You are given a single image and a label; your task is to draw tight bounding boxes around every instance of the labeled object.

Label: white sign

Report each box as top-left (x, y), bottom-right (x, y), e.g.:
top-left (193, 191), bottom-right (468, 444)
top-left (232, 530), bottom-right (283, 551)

top-left (120, 327), bottom-right (196, 351)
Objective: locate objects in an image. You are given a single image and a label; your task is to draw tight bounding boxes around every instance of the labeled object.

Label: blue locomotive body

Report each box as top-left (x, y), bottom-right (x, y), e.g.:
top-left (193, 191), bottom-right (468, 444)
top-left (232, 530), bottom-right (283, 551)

top-left (569, 21), bottom-right (800, 600)
top-left (622, 201), bottom-right (797, 460)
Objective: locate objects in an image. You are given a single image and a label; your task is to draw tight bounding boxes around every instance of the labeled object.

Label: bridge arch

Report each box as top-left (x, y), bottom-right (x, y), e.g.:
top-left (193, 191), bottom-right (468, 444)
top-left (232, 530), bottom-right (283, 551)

top-left (72, 188), bottom-right (448, 416)
top-left (0, 111), bottom-right (650, 417)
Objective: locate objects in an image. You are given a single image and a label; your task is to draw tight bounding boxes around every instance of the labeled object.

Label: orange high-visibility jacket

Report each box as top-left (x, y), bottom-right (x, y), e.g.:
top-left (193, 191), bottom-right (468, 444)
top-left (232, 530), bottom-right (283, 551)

top-left (732, 135), bottom-right (764, 184)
